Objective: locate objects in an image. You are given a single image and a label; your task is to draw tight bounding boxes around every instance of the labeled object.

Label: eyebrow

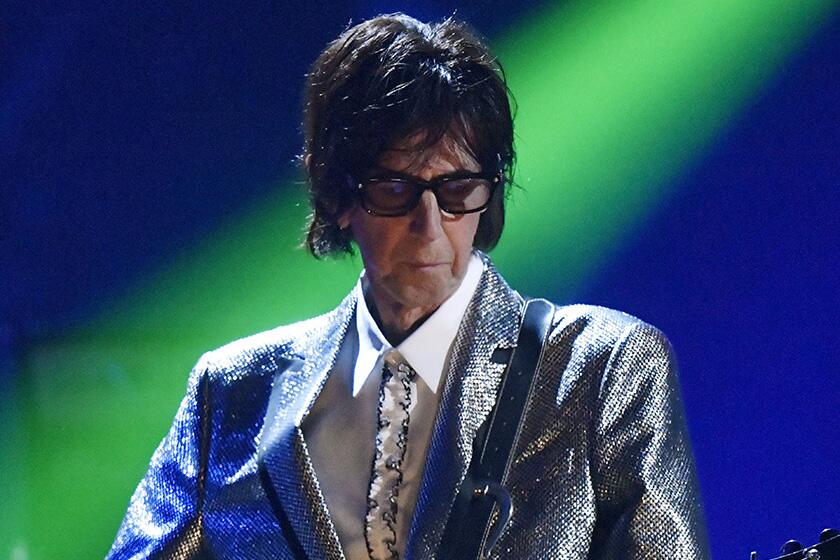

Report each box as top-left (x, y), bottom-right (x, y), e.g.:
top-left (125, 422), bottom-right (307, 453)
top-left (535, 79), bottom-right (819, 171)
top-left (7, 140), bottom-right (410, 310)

top-left (364, 167), bottom-right (485, 182)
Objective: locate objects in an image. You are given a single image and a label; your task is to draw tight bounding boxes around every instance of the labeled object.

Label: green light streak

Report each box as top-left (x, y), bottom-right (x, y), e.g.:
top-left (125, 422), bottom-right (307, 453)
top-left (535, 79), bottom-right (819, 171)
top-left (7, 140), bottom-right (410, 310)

top-left (494, 0), bottom-right (832, 295)
top-left (17, 189), bottom-right (362, 558)
top-left (9, 1), bottom-right (833, 557)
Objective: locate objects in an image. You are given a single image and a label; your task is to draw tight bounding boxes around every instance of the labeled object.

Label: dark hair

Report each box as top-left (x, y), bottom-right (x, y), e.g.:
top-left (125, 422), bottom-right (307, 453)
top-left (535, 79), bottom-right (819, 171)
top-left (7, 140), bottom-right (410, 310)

top-left (302, 13), bottom-right (515, 257)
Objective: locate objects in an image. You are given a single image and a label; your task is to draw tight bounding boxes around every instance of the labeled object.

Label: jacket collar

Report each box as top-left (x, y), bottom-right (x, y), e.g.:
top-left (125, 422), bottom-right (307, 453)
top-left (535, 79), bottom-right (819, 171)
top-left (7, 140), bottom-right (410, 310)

top-left (259, 253), bottom-right (523, 560)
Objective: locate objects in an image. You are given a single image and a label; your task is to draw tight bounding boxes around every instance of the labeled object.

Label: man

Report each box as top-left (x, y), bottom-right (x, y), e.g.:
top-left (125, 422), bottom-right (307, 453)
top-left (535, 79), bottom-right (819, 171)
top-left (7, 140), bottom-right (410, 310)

top-left (109, 13), bottom-right (709, 559)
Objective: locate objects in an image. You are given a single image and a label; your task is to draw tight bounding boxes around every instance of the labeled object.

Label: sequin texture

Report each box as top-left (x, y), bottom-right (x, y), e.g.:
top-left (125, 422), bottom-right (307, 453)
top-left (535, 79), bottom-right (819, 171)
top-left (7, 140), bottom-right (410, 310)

top-left (107, 252), bottom-right (708, 559)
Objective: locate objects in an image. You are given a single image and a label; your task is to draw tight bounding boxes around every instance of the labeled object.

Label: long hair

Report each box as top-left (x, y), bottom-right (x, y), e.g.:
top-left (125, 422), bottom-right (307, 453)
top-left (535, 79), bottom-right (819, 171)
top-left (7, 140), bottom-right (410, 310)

top-left (302, 13), bottom-right (515, 257)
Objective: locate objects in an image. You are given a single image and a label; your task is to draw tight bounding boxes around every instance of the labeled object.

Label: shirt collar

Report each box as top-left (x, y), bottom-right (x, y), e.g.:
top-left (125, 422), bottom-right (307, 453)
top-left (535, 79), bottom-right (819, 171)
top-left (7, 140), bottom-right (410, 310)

top-left (352, 252), bottom-right (484, 396)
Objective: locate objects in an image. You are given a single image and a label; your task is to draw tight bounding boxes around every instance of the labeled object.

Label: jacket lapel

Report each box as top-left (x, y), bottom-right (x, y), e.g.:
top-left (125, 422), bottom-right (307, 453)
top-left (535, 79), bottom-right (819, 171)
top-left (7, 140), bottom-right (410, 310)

top-left (405, 256), bottom-right (523, 559)
top-left (259, 291), bottom-right (356, 560)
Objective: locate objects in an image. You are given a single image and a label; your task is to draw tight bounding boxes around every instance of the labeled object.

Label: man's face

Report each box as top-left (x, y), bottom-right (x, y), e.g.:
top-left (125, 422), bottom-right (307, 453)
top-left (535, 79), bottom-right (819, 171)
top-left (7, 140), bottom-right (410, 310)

top-left (341, 135), bottom-right (482, 318)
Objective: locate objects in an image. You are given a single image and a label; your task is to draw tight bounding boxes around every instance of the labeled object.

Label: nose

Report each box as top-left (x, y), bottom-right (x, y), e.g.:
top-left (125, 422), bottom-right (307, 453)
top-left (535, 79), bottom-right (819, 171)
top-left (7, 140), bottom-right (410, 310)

top-left (409, 190), bottom-right (447, 240)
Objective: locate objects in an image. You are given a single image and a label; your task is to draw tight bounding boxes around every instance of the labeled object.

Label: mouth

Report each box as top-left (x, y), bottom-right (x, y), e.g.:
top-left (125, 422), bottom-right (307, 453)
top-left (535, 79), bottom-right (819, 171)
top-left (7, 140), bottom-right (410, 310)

top-left (406, 261), bottom-right (449, 269)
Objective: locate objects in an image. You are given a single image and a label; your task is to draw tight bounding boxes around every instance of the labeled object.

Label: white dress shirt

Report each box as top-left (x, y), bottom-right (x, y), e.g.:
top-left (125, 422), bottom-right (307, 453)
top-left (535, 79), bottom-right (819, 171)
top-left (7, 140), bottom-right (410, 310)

top-left (302, 253), bottom-right (483, 559)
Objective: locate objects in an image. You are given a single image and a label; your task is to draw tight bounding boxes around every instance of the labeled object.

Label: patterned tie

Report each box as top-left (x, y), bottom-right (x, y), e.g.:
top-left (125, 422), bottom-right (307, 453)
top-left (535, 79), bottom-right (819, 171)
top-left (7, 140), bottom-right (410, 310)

top-left (364, 351), bottom-right (416, 560)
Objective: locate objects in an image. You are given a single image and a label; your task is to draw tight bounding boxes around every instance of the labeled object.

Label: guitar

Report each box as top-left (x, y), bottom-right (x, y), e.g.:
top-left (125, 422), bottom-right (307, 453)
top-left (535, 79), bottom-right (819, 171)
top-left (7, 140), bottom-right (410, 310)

top-left (751, 528), bottom-right (839, 559)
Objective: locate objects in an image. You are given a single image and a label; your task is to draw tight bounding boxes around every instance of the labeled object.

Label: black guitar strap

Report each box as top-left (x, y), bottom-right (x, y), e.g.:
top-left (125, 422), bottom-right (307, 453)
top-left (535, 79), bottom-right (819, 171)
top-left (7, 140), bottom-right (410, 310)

top-left (437, 298), bottom-right (554, 559)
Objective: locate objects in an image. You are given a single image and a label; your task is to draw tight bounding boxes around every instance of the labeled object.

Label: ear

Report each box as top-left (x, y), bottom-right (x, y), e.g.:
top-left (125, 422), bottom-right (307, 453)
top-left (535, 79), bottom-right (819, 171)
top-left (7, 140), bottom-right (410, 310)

top-left (337, 207), bottom-right (353, 230)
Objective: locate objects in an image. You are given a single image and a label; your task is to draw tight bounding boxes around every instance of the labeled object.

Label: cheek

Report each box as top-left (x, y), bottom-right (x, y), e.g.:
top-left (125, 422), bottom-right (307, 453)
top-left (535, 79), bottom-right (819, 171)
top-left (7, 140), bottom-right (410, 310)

top-left (350, 217), bottom-right (401, 272)
top-left (450, 214), bottom-right (481, 252)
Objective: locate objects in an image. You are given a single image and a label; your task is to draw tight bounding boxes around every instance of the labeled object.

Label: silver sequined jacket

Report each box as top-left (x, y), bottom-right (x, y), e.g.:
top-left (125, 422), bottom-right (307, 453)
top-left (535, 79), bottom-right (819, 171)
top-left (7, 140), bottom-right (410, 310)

top-left (108, 254), bottom-right (709, 559)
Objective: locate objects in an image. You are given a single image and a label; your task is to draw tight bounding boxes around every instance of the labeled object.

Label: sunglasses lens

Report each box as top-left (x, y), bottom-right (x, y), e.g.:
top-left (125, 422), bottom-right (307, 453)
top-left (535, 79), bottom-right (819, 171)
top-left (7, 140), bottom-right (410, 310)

top-left (436, 178), bottom-right (492, 213)
top-left (362, 181), bottom-right (417, 215)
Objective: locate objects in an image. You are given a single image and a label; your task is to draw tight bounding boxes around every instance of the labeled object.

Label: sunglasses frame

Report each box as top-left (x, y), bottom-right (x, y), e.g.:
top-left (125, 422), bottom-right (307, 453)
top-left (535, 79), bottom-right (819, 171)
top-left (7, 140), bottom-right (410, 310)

top-left (355, 171), bottom-right (503, 217)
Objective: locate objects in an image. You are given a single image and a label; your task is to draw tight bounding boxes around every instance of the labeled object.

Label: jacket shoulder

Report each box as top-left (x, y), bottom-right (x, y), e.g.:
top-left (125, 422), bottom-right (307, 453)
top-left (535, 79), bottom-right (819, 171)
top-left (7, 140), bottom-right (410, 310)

top-left (541, 303), bottom-right (673, 375)
top-left (197, 305), bottom-right (350, 384)
top-left (549, 303), bottom-right (657, 343)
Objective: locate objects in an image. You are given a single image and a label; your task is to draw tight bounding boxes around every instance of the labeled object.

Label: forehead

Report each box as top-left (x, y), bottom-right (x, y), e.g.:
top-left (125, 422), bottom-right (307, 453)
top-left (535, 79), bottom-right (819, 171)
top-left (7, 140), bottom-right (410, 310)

top-left (376, 132), bottom-right (480, 175)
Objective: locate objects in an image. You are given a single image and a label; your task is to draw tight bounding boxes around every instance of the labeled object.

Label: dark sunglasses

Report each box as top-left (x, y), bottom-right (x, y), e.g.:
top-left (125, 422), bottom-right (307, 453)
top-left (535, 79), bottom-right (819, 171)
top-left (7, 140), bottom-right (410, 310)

top-left (355, 171), bottom-right (502, 217)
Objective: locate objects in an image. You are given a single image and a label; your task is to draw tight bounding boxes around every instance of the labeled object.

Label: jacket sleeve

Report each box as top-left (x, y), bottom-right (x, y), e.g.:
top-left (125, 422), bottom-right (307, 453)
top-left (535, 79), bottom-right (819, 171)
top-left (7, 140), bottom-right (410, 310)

top-left (589, 322), bottom-right (710, 560)
top-left (107, 355), bottom-right (214, 560)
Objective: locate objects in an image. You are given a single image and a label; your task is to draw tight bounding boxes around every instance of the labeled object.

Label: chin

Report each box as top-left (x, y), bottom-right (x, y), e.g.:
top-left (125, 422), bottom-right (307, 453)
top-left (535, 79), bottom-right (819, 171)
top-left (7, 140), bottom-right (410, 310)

top-left (396, 278), bottom-right (457, 310)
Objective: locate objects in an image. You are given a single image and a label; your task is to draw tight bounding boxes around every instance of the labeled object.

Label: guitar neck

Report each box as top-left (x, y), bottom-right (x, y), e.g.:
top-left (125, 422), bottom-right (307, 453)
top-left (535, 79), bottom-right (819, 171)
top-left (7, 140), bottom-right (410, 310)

top-left (753, 529), bottom-right (839, 560)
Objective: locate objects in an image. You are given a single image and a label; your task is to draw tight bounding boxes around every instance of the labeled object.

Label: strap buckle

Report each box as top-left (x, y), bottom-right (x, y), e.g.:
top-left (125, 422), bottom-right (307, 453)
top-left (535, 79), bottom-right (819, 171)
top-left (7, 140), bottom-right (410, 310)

top-left (473, 481), bottom-right (514, 559)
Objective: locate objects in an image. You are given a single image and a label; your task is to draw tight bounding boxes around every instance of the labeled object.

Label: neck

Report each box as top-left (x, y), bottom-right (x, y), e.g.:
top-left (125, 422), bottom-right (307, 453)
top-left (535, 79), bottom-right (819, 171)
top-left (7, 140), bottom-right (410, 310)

top-left (364, 287), bottom-right (438, 346)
